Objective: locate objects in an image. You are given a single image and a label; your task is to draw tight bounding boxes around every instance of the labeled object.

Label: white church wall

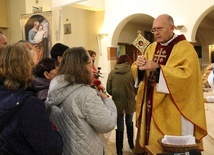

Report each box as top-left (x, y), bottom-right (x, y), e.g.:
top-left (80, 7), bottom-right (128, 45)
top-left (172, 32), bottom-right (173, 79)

top-left (7, 0), bottom-right (26, 44)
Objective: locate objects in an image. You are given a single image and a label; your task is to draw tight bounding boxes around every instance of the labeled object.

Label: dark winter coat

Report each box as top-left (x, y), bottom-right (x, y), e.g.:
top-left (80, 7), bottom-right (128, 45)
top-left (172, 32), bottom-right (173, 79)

top-left (106, 62), bottom-right (137, 114)
top-left (0, 84), bottom-right (63, 155)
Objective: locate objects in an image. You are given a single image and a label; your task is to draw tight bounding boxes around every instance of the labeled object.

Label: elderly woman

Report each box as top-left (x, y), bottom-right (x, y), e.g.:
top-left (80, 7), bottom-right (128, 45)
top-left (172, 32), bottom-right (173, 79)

top-left (0, 44), bottom-right (63, 154)
top-left (46, 47), bottom-right (117, 155)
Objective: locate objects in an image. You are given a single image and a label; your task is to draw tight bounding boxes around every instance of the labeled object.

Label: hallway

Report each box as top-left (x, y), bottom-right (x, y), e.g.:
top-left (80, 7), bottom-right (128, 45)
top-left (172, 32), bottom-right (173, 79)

top-left (104, 103), bottom-right (214, 155)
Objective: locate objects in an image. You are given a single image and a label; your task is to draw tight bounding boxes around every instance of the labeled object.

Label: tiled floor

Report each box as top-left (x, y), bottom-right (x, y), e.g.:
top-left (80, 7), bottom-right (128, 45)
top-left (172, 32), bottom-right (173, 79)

top-left (104, 103), bottom-right (214, 155)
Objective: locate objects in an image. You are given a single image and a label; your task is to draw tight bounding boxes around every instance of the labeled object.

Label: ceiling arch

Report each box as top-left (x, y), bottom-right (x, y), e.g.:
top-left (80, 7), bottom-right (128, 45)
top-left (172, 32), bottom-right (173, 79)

top-left (191, 5), bottom-right (214, 42)
top-left (111, 14), bottom-right (154, 46)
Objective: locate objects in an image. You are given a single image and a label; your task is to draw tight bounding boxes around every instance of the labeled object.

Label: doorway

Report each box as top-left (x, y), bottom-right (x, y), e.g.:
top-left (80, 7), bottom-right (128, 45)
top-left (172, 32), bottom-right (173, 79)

top-left (118, 43), bottom-right (142, 63)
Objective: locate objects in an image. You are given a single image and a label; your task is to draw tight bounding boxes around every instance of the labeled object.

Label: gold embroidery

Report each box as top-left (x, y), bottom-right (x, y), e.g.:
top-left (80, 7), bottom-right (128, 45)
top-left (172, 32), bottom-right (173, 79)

top-left (154, 48), bottom-right (167, 63)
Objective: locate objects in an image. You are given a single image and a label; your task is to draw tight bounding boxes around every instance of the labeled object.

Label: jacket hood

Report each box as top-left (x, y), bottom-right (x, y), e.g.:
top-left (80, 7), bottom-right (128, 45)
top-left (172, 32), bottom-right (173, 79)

top-left (32, 77), bottom-right (50, 91)
top-left (114, 62), bottom-right (131, 74)
top-left (46, 75), bottom-right (84, 106)
top-left (0, 84), bottom-right (32, 127)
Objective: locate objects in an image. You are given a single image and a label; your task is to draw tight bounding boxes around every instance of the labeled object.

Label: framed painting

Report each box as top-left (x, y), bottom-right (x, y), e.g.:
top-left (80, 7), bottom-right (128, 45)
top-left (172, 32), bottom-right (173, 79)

top-left (133, 31), bottom-right (150, 54)
top-left (64, 23), bottom-right (71, 34)
top-left (20, 11), bottom-right (52, 65)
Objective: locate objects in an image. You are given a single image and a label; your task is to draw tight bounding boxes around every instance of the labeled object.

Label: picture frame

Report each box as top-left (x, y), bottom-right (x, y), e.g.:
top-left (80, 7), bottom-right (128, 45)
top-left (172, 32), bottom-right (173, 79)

top-left (133, 32), bottom-right (150, 54)
top-left (20, 11), bottom-right (52, 64)
top-left (107, 47), bottom-right (117, 60)
top-left (64, 23), bottom-right (71, 34)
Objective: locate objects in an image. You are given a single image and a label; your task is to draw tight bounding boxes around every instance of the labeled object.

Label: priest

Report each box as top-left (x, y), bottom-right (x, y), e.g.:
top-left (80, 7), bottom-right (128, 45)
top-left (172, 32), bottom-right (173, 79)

top-left (132, 14), bottom-right (207, 154)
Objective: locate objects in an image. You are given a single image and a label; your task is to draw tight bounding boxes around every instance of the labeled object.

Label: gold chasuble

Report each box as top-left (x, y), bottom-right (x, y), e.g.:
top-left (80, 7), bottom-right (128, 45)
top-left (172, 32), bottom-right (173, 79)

top-left (132, 34), bottom-right (207, 153)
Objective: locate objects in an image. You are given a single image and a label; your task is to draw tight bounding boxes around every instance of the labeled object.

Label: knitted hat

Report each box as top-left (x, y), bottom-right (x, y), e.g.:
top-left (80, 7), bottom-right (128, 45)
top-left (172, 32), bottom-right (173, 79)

top-left (50, 43), bottom-right (69, 59)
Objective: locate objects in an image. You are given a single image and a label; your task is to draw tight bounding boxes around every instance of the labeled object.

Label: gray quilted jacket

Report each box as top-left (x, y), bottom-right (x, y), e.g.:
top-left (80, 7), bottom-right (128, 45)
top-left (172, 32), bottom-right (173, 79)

top-left (46, 75), bottom-right (117, 155)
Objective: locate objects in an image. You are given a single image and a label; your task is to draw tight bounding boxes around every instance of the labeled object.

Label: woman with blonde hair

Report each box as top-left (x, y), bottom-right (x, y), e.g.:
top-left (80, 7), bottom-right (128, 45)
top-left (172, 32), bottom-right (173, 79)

top-left (0, 44), bottom-right (63, 154)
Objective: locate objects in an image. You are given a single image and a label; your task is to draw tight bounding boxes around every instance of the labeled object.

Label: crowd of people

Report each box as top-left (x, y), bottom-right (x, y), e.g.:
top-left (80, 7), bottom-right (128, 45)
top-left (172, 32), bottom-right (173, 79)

top-left (0, 13), bottom-right (208, 155)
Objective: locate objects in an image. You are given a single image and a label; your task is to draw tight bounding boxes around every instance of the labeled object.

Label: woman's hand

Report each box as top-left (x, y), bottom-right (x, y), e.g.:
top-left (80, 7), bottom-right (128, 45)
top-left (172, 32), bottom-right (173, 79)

top-left (98, 91), bottom-right (109, 99)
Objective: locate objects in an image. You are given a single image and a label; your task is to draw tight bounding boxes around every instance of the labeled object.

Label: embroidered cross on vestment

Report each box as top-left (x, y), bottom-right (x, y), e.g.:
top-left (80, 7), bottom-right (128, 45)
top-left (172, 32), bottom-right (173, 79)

top-left (153, 48), bottom-right (167, 63)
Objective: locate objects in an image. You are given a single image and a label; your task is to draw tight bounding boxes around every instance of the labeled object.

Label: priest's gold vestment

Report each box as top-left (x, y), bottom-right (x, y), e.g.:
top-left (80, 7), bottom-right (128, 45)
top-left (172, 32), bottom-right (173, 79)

top-left (132, 40), bottom-right (207, 153)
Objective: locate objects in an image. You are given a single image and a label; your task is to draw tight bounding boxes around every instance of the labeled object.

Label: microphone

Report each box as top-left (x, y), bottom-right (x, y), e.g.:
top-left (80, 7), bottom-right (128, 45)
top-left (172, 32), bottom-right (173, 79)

top-left (156, 149), bottom-right (201, 155)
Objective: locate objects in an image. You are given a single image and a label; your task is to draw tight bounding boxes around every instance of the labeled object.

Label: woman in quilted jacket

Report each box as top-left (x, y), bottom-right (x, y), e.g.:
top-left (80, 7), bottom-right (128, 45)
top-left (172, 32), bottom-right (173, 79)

top-left (46, 47), bottom-right (117, 155)
top-left (0, 44), bottom-right (63, 155)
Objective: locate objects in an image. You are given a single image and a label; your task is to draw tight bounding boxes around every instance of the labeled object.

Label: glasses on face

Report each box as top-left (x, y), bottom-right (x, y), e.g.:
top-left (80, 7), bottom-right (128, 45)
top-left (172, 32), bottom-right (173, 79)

top-left (151, 27), bottom-right (164, 34)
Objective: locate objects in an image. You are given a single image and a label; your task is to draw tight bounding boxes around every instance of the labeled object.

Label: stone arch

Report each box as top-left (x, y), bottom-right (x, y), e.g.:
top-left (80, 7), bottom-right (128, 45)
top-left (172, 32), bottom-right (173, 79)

top-left (191, 5), bottom-right (214, 42)
top-left (111, 13), bottom-right (154, 47)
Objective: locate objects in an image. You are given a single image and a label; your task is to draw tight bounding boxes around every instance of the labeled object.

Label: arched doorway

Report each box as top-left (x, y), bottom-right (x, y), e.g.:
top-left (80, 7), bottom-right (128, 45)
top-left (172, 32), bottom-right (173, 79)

top-left (193, 7), bottom-right (214, 69)
top-left (111, 14), bottom-right (154, 63)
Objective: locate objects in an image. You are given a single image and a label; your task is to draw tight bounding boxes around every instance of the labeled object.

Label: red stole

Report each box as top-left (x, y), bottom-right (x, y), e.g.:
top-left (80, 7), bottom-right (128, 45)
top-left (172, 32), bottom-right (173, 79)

top-left (145, 34), bottom-right (186, 144)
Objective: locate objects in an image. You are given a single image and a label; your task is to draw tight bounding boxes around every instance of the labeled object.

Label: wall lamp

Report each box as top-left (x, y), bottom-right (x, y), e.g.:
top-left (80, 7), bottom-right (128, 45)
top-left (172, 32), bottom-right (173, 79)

top-left (97, 33), bottom-right (108, 39)
top-left (175, 25), bottom-right (184, 30)
top-left (96, 33), bottom-right (108, 56)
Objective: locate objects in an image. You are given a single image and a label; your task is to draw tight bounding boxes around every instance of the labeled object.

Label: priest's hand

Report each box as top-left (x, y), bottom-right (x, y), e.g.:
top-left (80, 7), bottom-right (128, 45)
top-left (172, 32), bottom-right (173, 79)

top-left (138, 59), bottom-right (159, 71)
top-left (137, 55), bottom-right (147, 70)
top-left (144, 60), bottom-right (159, 71)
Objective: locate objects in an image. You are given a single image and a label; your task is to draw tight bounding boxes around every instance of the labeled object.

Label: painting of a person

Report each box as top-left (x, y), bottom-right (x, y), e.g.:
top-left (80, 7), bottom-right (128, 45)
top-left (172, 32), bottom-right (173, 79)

top-left (34, 24), bottom-right (46, 44)
top-left (23, 13), bottom-right (50, 65)
top-left (28, 21), bottom-right (39, 44)
top-left (138, 41), bottom-right (143, 46)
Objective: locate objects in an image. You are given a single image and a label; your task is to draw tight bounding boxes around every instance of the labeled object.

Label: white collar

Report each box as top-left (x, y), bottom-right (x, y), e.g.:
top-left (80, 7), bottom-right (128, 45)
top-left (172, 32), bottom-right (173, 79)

top-left (160, 33), bottom-right (178, 46)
